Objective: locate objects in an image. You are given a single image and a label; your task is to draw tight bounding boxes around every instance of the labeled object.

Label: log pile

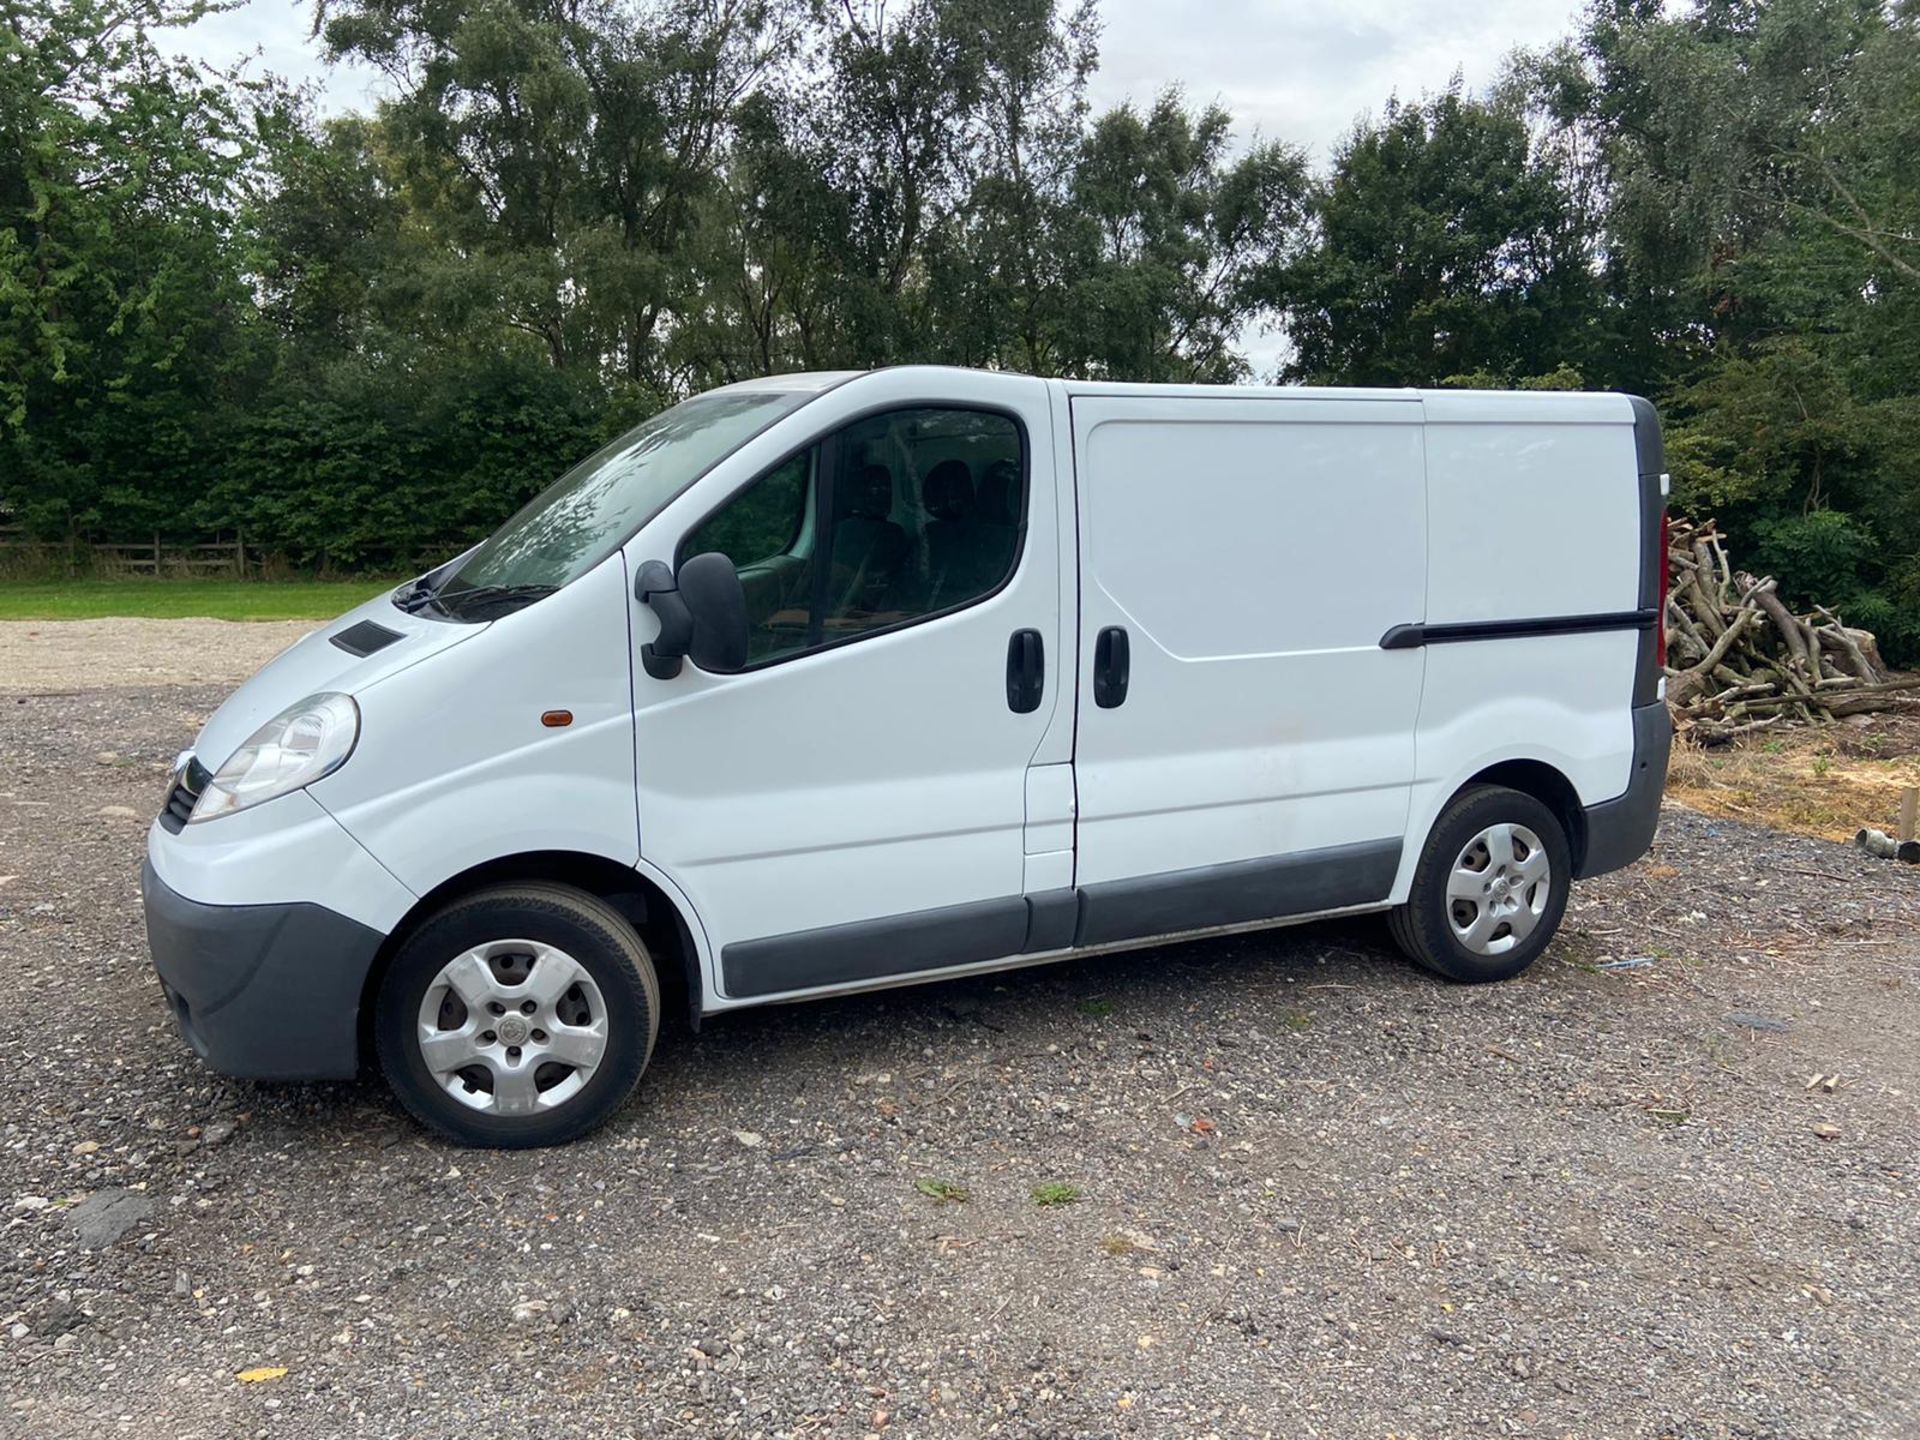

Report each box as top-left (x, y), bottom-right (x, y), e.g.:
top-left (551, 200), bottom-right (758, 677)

top-left (1665, 518), bottom-right (1920, 743)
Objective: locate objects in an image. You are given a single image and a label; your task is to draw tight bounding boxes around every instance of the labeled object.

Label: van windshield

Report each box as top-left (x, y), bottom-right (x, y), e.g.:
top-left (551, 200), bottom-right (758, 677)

top-left (417, 388), bottom-right (814, 621)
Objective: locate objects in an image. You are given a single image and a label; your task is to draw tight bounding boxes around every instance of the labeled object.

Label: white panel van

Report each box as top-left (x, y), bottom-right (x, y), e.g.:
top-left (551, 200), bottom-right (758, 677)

top-left (142, 368), bottom-right (1671, 1147)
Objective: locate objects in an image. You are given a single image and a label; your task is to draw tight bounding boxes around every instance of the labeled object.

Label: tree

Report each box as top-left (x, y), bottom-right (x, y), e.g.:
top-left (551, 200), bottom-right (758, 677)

top-left (924, 0), bottom-right (1098, 374)
top-left (0, 0), bottom-right (269, 538)
top-left (1535, 0), bottom-right (1920, 657)
top-left (315, 0), bottom-right (795, 388)
top-left (1277, 83), bottom-right (1596, 387)
top-left (1064, 91), bottom-right (1309, 382)
top-left (5, 0), bottom-right (1918, 672)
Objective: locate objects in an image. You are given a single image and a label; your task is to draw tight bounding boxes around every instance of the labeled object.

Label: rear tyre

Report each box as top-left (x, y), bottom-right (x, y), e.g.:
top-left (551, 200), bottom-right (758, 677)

top-left (375, 883), bottom-right (660, 1148)
top-left (1389, 785), bottom-right (1571, 983)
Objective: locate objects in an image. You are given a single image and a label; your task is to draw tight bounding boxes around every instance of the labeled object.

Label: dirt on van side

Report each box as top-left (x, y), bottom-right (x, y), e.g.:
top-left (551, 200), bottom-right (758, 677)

top-left (0, 618), bottom-right (314, 693)
top-left (1, 651), bottom-right (1918, 1439)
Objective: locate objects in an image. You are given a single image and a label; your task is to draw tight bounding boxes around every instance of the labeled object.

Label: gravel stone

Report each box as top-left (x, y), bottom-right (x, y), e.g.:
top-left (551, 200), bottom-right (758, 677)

top-left (0, 617), bottom-right (310, 693)
top-left (199, 1118), bottom-right (238, 1148)
top-left (1724, 1008), bottom-right (1792, 1032)
top-left (63, 1189), bottom-right (154, 1250)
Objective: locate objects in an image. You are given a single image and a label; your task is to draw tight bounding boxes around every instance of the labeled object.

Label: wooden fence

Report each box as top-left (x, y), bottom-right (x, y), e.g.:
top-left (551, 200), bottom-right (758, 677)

top-left (0, 529), bottom-right (251, 577)
top-left (89, 535), bottom-right (250, 576)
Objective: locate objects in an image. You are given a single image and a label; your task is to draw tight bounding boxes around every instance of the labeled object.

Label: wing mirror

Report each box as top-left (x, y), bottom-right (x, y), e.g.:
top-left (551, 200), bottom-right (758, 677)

top-left (634, 553), bottom-right (749, 679)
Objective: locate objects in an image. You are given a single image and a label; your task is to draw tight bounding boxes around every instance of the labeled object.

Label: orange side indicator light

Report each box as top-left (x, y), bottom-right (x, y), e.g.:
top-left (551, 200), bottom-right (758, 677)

top-left (541, 709), bottom-right (574, 728)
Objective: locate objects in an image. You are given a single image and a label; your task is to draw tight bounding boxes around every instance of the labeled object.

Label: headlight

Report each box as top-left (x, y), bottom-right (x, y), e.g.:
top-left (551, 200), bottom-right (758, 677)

top-left (190, 693), bottom-right (360, 823)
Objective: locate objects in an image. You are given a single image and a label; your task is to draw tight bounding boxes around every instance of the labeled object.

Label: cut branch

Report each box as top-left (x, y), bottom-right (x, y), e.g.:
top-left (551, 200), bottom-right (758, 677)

top-left (1664, 517), bottom-right (1905, 737)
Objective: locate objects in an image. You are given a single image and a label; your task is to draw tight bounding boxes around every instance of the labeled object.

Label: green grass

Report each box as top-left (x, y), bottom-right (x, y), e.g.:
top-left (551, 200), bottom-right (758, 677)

top-left (0, 579), bottom-right (391, 622)
top-left (1030, 1182), bottom-right (1082, 1207)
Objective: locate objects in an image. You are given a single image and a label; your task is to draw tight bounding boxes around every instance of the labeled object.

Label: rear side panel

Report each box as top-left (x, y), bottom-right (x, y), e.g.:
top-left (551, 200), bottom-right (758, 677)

top-left (1422, 393), bottom-right (1642, 624)
top-left (1392, 392), bottom-right (1646, 901)
top-left (1584, 396), bottom-right (1673, 874)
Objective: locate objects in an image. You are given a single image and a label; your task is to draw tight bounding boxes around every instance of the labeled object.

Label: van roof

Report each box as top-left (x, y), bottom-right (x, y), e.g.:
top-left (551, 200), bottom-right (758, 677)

top-left (705, 370), bottom-right (865, 396)
top-left (706, 366), bottom-right (1640, 427)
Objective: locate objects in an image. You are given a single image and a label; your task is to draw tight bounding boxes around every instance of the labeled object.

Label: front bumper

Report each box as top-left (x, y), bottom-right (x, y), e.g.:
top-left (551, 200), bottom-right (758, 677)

top-left (142, 860), bottom-right (383, 1080)
top-left (1575, 700), bottom-right (1673, 878)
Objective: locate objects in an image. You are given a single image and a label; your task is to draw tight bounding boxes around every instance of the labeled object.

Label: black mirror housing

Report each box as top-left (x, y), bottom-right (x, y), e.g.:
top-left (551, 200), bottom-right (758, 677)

top-left (634, 559), bottom-right (690, 680)
top-left (678, 552), bottom-right (750, 672)
top-left (634, 553), bottom-right (747, 678)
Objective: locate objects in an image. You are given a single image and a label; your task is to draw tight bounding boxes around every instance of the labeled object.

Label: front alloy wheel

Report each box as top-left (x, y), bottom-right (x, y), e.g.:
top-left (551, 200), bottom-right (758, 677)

top-left (416, 939), bottom-right (611, 1115)
top-left (377, 884), bottom-right (659, 1147)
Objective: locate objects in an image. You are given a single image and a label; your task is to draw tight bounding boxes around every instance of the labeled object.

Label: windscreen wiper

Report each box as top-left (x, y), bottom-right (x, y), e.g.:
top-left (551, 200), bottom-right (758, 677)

top-left (436, 583), bottom-right (560, 619)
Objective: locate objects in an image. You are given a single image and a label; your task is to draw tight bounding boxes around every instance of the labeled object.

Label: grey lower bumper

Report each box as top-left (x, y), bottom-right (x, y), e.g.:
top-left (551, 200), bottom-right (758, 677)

top-left (141, 860), bottom-right (383, 1080)
top-left (1576, 700), bottom-right (1672, 879)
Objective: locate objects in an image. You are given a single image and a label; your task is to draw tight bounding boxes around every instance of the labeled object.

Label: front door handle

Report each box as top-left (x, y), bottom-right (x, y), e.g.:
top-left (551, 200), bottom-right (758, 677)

top-left (1006, 629), bottom-right (1044, 713)
top-left (1094, 626), bottom-right (1130, 708)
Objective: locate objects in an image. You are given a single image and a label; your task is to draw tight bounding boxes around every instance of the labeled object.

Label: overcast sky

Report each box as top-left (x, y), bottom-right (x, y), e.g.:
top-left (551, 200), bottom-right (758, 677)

top-left (160, 0), bottom-right (1589, 166)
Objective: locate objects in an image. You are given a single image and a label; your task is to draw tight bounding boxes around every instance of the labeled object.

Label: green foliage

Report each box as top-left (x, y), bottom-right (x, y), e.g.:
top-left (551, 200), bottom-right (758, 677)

top-left (1750, 510), bottom-right (1876, 602)
top-left (1278, 84), bottom-right (1598, 387)
top-left (1441, 363), bottom-right (1587, 392)
top-left (0, 0), bottom-right (271, 537)
top-left (1747, 508), bottom-right (1920, 663)
top-left (1512, 0), bottom-right (1920, 658)
top-left (1664, 341), bottom-right (1863, 515)
top-left (0, 0), bottom-right (1917, 666)
top-left (216, 353), bottom-right (634, 568)
top-left (1066, 92), bottom-right (1309, 381)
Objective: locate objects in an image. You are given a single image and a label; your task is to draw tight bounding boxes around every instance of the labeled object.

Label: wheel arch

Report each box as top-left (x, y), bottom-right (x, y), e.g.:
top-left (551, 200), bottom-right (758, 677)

top-left (1458, 758), bottom-right (1589, 874)
top-left (357, 850), bottom-right (706, 1069)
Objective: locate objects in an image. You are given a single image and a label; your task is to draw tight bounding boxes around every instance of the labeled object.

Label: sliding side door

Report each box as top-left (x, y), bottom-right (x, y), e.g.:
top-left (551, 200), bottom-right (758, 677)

top-left (1068, 393), bottom-right (1428, 944)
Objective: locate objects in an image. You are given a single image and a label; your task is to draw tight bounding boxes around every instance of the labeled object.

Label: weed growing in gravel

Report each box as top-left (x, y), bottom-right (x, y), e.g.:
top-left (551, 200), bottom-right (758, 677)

top-left (1031, 1182), bottom-right (1081, 1207)
top-left (914, 1177), bottom-right (969, 1204)
top-left (1079, 998), bottom-right (1115, 1017)
top-left (1281, 1008), bottom-right (1313, 1032)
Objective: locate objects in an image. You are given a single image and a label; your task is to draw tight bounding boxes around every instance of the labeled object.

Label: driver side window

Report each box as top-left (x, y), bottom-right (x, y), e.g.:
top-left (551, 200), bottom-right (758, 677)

top-left (680, 407), bottom-right (1025, 667)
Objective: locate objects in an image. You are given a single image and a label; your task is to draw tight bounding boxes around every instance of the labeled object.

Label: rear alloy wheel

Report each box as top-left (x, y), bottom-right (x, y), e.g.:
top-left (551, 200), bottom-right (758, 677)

top-left (377, 884), bottom-right (659, 1147)
top-left (1388, 785), bottom-right (1571, 983)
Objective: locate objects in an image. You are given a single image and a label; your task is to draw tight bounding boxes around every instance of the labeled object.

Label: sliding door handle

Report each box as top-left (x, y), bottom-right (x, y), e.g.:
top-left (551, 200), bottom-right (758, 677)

top-left (1094, 626), bottom-right (1130, 708)
top-left (1006, 629), bottom-right (1044, 713)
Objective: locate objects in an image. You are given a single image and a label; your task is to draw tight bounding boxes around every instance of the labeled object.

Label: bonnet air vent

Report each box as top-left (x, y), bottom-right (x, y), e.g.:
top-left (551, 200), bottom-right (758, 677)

top-left (330, 619), bottom-right (405, 657)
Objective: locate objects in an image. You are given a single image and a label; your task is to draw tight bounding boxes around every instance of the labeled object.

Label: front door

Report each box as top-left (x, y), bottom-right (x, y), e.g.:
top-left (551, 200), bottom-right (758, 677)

top-left (625, 373), bottom-right (1063, 1002)
top-left (1068, 393), bottom-right (1428, 945)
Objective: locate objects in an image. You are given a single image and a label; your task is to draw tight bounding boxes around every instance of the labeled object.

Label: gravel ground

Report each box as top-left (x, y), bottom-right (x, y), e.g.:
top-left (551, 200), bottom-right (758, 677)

top-left (0, 620), bottom-right (314, 693)
top-left (2, 640), bottom-right (1918, 1438)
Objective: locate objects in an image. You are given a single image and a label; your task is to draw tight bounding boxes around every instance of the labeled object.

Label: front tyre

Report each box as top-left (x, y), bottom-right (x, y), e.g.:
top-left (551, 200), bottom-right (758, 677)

top-left (1388, 785), bottom-right (1571, 983)
top-left (375, 884), bottom-right (660, 1148)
